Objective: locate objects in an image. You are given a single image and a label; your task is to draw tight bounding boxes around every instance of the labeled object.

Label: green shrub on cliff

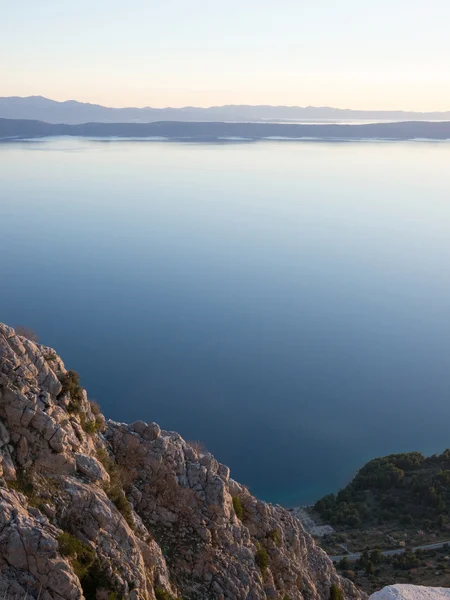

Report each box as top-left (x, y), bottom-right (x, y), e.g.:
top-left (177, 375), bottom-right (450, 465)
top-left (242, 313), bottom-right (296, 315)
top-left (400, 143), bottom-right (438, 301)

top-left (268, 528), bottom-right (281, 545)
top-left (329, 583), bottom-right (344, 600)
top-left (59, 370), bottom-right (84, 412)
top-left (255, 546), bottom-right (269, 571)
top-left (57, 532), bottom-right (95, 579)
top-left (96, 448), bottom-right (134, 527)
top-left (232, 496), bottom-right (244, 520)
top-left (155, 588), bottom-right (182, 600)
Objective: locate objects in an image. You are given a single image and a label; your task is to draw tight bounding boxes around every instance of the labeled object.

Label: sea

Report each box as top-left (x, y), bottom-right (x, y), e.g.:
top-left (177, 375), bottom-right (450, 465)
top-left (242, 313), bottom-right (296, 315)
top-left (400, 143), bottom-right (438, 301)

top-left (2, 136), bottom-right (450, 506)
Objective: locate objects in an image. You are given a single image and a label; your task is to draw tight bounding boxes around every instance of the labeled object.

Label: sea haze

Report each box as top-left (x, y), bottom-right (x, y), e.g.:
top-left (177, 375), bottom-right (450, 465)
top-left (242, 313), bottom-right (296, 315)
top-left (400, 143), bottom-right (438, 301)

top-left (2, 137), bottom-right (450, 505)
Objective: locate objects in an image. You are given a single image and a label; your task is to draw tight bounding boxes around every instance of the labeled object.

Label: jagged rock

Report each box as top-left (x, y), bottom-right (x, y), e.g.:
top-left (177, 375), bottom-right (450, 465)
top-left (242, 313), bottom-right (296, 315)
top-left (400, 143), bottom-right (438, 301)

top-left (75, 453), bottom-right (110, 484)
top-left (0, 323), bottom-right (366, 600)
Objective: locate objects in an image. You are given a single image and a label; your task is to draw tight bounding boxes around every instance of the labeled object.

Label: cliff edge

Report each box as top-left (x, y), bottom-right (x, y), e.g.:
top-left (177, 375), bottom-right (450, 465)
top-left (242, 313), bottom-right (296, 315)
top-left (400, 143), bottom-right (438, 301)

top-left (0, 323), bottom-right (364, 600)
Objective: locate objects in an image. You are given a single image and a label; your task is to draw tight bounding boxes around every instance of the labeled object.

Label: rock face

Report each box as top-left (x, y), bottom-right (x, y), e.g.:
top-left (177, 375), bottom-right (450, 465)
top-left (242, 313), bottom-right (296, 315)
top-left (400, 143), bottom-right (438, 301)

top-left (370, 585), bottom-right (450, 599)
top-left (0, 323), bottom-right (365, 600)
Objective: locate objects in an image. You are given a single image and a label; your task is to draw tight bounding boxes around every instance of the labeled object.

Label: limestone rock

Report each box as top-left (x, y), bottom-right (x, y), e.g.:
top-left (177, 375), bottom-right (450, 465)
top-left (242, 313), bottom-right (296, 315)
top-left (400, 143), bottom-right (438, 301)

top-left (370, 585), bottom-right (450, 599)
top-left (0, 323), bottom-right (365, 600)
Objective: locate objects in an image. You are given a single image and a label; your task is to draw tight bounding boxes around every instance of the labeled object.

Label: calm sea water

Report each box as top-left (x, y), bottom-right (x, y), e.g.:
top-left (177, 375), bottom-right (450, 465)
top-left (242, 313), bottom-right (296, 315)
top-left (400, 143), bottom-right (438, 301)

top-left (2, 137), bottom-right (450, 506)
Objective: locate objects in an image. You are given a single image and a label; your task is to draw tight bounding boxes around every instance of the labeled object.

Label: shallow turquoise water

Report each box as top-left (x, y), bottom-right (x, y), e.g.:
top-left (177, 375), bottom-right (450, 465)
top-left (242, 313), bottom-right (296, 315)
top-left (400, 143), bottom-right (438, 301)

top-left (2, 137), bottom-right (450, 505)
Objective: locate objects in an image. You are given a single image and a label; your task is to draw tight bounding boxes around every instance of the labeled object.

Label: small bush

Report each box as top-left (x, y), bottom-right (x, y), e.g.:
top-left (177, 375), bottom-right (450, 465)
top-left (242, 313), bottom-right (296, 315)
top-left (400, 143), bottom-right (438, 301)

top-left (232, 496), bottom-right (244, 520)
top-left (96, 449), bottom-right (134, 527)
top-left (7, 471), bottom-right (41, 508)
top-left (255, 546), bottom-right (269, 571)
top-left (15, 325), bottom-right (39, 342)
top-left (110, 487), bottom-right (134, 526)
top-left (187, 440), bottom-right (207, 454)
top-left (80, 414), bottom-right (103, 435)
top-left (60, 370), bottom-right (84, 413)
top-left (155, 588), bottom-right (182, 600)
top-left (268, 528), bottom-right (281, 545)
top-left (329, 583), bottom-right (344, 600)
top-left (81, 418), bottom-right (97, 434)
top-left (79, 558), bottom-right (114, 600)
top-left (89, 400), bottom-right (101, 416)
top-left (58, 532), bottom-right (95, 579)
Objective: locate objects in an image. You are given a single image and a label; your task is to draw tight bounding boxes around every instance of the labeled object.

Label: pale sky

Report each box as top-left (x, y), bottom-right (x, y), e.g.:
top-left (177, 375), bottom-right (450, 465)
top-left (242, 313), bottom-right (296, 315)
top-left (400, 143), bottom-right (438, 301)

top-left (2, 0), bottom-right (450, 110)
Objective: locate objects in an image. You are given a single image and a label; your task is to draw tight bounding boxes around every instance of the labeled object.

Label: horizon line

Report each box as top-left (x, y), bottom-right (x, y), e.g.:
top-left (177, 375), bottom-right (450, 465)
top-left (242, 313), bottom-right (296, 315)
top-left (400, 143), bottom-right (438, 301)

top-left (2, 95), bottom-right (450, 114)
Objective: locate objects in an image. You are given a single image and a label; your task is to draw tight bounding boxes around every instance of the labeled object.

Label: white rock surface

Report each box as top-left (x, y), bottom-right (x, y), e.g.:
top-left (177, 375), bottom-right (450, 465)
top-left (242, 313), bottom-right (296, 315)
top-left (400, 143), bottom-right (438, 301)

top-left (371, 585), bottom-right (450, 599)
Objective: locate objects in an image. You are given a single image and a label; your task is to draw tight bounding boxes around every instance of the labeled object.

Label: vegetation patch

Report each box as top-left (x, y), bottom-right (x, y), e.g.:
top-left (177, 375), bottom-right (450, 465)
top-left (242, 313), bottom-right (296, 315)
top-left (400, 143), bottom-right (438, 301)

top-left (15, 325), bottom-right (39, 342)
top-left (58, 532), bottom-right (95, 579)
top-left (232, 496), bottom-right (244, 521)
top-left (78, 557), bottom-right (118, 600)
top-left (314, 450), bottom-right (450, 531)
top-left (187, 440), bottom-right (207, 454)
top-left (336, 544), bottom-right (450, 595)
top-left (96, 448), bottom-right (134, 527)
top-left (59, 370), bottom-right (84, 413)
top-left (268, 528), bottom-right (281, 545)
top-left (8, 471), bottom-right (36, 499)
top-left (329, 583), bottom-right (344, 600)
top-left (7, 469), bottom-right (46, 510)
top-left (155, 588), bottom-right (182, 600)
top-left (255, 545), bottom-right (269, 572)
top-left (80, 412), bottom-right (104, 435)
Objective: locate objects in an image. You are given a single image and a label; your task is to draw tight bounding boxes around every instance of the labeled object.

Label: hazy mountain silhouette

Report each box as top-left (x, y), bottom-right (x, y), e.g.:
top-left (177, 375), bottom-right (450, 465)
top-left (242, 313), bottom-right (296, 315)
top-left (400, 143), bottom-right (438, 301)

top-left (1, 118), bottom-right (450, 141)
top-left (1, 96), bottom-right (450, 125)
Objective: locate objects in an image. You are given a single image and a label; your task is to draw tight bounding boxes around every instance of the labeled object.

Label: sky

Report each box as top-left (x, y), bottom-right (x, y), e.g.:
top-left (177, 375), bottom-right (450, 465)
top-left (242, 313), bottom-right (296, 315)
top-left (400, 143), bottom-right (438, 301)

top-left (2, 0), bottom-right (450, 110)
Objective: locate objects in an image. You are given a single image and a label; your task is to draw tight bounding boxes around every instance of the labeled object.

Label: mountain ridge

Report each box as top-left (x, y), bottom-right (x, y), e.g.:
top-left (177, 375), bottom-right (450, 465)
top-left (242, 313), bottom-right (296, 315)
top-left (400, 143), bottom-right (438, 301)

top-left (1, 96), bottom-right (450, 124)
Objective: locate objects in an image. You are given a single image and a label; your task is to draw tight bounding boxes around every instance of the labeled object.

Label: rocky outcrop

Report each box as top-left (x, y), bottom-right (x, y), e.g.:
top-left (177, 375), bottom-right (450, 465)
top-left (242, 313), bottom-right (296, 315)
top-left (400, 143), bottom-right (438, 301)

top-left (370, 585), bottom-right (450, 599)
top-left (0, 323), bottom-right (365, 599)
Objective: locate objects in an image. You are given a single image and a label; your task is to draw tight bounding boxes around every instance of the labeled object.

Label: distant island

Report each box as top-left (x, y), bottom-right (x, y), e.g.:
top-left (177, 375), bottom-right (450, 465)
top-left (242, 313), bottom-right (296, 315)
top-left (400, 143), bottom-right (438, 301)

top-left (1, 96), bottom-right (450, 125)
top-left (1, 117), bottom-right (450, 141)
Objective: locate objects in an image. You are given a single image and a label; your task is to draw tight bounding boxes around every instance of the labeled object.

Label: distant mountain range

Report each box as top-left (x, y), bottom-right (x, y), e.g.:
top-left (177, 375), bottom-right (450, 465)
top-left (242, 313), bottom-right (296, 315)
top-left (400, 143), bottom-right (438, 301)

top-left (2, 118), bottom-right (450, 141)
top-left (1, 96), bottom-right (450, 125)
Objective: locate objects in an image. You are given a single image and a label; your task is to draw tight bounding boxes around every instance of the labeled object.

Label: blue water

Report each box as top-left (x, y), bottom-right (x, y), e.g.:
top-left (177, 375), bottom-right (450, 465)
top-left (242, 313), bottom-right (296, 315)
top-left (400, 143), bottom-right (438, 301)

top-left (2, 137), bottom-right (450, 506)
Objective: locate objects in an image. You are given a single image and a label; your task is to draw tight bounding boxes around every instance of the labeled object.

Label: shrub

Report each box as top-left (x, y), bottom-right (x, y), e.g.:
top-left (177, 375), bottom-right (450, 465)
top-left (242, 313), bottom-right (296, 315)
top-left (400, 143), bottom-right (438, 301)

top-left (58, 532), bottom-right (95, 579)
top-left (7, 470), bottom-right (42, 508)
top-left (268, 528), bottom-right (281, 545)
top-left (155, 588), bottom-right (182, 600)
top-left (187, 440), bottom-right (207, 454)
top-left (329, 583), bottom-right (344, 600)
top-left (15, 325), bottom-right (39, 342)
top-left (89, 400), bottom-right (101, 416)
top-left (96, 448), bottom-right (134, 527)
top-left (78, 558), bottom-right (114, 600)
top-left (80, 413), bottom-right (103, 435)
top-left (59, 370), bottom-right (84, 413)
top-left (110, 487), bottom-right (134, 525)
top-left (255, 546), bottom-right (269, 571)
top-left (232, 496), bottom-right (244, 520)
top-left (338, 556), bottom-right (350, 570)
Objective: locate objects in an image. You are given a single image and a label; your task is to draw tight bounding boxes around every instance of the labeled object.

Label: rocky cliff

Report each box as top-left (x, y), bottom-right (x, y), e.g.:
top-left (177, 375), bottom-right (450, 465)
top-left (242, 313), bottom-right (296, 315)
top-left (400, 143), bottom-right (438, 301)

top-left (0, 323), bottom-right (365, 600)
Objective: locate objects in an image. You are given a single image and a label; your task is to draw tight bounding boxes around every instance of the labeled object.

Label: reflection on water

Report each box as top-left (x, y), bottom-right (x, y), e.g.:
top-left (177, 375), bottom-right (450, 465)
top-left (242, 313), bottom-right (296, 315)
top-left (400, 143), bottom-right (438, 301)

top-left (2, 138), bottom-right (450, 505)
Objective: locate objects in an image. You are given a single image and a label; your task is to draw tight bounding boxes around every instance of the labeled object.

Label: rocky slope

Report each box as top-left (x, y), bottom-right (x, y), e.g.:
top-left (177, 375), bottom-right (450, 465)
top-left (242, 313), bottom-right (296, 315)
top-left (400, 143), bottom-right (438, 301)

top-left (0, 323), bottom-right (365, 600)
